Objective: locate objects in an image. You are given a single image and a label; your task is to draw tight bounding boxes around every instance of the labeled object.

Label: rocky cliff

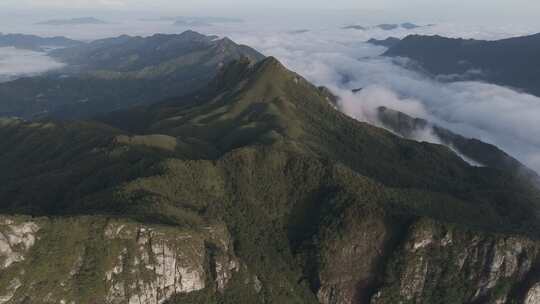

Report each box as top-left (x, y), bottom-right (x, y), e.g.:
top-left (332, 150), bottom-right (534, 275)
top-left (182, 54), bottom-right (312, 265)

top-left (372, 219), bottom-right (540, 304)
top-left (1, 214), bottom-right (539, 304)
top-left (0, 216), bottom-right (245, 304)
top-left (314, 216), bottom-right (540, 304)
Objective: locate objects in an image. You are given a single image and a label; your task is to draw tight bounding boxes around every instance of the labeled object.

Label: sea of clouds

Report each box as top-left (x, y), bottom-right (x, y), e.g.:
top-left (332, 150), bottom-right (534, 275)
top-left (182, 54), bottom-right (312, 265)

top-left (208, 21), bottom-right (540, 172)
top-left (0, 13), bottom-right (539, 171)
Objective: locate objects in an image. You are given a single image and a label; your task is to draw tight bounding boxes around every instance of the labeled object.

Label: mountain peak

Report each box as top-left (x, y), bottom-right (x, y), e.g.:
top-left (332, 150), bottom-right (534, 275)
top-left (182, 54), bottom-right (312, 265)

top-left (177, 30), bottom-right (209, 40)
top-left (249, 56), bottom-right (297, 85)
top-left (257, 56), bottom-right (287, 70)
top-left (211, 56), bottom-right (295, 93)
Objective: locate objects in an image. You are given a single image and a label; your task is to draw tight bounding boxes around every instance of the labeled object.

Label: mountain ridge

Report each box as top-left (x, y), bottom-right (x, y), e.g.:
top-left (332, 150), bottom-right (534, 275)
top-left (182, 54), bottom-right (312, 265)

top-left (384, 33), bottom-right (540, 96)
top-left (0, 31), bottom-right (264, 119)
top-left (35, 17), bottom-right (107, 25)
top-left (0, 33), bottom-right (83, 51)
top-left (0, 53), bottom-right (539, 303)
top-left (376, 106), bottom-right (539, 180)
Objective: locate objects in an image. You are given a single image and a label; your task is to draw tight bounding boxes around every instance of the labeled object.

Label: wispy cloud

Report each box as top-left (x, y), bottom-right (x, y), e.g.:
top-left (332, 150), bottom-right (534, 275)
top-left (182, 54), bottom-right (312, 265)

top-left (0, 47), bottom-right (64, 81)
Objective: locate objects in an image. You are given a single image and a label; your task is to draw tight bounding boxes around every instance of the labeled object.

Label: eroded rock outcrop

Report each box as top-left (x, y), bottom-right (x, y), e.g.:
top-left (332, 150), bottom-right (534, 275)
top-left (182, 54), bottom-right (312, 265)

top-left (1, 213), bottom-right (538, 304)
top-left (526, 283), bottom-right (540, 304)
top-left (317, 215), bottom-right (394, 304)
top-left (0, 216), bottom-right (241, 304)
top-left (371, 219), bottom-right (540, 304)
top-left (0, 218), bottom-right (40, 269)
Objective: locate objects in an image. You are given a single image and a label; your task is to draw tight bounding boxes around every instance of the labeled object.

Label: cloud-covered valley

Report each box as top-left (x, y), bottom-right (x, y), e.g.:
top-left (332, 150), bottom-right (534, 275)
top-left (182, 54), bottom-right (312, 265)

top-left (0, 47), bottom-right (64, 82)
top-left (208, 21), bottom-right (540, 172)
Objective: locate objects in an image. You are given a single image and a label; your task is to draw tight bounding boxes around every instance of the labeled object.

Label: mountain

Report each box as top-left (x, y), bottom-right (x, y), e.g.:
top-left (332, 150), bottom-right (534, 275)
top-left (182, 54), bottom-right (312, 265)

top-left (173, 16), bottom-right (243, 26)
top-left (1, 56), bottom-right (539, 303)
top-left (35, 17), bottom-right (107, 25)
top-left (0, 33), bottom-right (83, 51)
top-left (367, 37), bottom-right (401, 48)
top-left (288, 29), bottom-right (310, 34)
top-left (344, 23), bottom-right (427, 31)
top-left (376, 24), bottom-right (400, 30)
top-left (384, 33), bottom-right (540, 96)
top-left (376, 106), bottom-right (539, 180)
top-left (0, 31), bottom-right (264, 119)
top-left (49, 31), bottom-right (262, 73)
top-left (173, 20), bottom-right (211, 27)
top-left (401, 22), bottom-right (421, 29)
top-left (342, 25), bottom-right (367, 30)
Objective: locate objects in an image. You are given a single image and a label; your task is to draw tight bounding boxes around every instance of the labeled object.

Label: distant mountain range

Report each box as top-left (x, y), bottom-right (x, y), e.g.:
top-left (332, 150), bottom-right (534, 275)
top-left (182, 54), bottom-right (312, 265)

top-left (384, 33), bottom-right (540, 96)
top-left (0, 33), bottom-right (83, 51)
top-left (343, 22), bottom-right (428, 31)
top-left (35, 17), bottom-right (107, 25)
top-left (173, 16), bottom-right (243, 25)
top-left (367, 37), bottom-right (401, 48)
top-left (1, 53), bottom-right (540, 303)
top-left (342, 25), bottom-right (367, 30)
top-left (288, 29), bottom-right (310, 34)
top-left (0, 31), bottom-right (264, 119)
top-left (400, 22), bottom-right (422, 29)
top-left (140, 16), bottom-right (243, 26)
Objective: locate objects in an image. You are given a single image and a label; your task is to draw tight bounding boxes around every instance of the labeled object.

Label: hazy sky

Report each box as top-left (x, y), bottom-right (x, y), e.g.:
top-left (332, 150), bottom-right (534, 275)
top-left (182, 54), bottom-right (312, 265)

top-left (1, 0), bottom-right (537, 10)
top-left (2, 0), bottom-right (540, 24)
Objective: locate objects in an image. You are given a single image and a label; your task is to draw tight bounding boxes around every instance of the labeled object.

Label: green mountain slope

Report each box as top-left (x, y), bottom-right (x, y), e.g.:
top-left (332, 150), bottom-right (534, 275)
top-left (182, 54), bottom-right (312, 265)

top-left (0, 31), bottom-right (264, 119)
top-left (0, 57), bottom-right (539, 304)
top-left (384, 33), bottom-right (540, 97)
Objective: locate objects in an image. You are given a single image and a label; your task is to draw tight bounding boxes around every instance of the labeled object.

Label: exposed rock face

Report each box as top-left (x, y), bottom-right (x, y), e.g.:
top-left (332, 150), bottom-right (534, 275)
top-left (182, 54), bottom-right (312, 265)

top-left (1, 214), bottom-right (538, 304)
top-left (0, 279), bottom-right (21, 304)
top-left (0, 216), bottom-right (241, 304)
top-left (526, 283), bottom-right (540, 304)
top-left (0, 218), bottom-right (40, 303)
top-left (0, 213), bottom-right (540, 304)
top-left (0, 218), bottom-right (40, 269)
top-left (371, 219), bottom-right (540, 304)
top-left (103, 223), bottom-right (208, 304)
top-left (317, 215), bottom-right (394, 304)
top-left (310, 213), bottom-right (540, 304)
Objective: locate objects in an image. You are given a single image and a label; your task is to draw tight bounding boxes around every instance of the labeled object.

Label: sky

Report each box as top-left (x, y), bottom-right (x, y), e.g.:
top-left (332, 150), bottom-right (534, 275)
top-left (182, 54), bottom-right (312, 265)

top-left (2, 0), bottom-right (540, 25)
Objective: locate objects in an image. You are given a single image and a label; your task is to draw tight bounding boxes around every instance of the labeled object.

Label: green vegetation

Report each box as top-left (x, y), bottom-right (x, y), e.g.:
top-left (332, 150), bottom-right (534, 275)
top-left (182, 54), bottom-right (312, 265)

top-left (385, 33), bottom-right (540, 97)
top-left (0, 31), bottom-right (264, 119)
top-left (0, 57), bottom-right (539, 303)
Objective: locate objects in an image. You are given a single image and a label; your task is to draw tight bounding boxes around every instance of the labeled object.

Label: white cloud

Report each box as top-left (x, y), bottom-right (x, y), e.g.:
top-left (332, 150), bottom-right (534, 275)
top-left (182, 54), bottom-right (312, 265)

top-left (203, 23), bottom-right (540, 172)
top-left (0, 47), bottom-right (64, 81)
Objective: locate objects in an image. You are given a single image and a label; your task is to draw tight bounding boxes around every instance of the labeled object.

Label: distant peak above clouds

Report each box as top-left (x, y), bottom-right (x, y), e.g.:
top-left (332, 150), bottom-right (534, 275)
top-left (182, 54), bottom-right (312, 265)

top-left (383, 32), bottom-right (540, 97)
top-left (342, 22), bottom-right (432, 31)
top-left (0, 33), bottom-right (82, 52)
top-left (35, 17), bottom-right (108, 26)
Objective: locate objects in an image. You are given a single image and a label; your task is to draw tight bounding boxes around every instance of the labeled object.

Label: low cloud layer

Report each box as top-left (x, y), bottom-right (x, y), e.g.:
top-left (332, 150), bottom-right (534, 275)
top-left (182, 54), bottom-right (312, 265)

top-left (0, 47), bottom-right (64, 81)
top-left (208, 23), bottom-right (540, 172)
